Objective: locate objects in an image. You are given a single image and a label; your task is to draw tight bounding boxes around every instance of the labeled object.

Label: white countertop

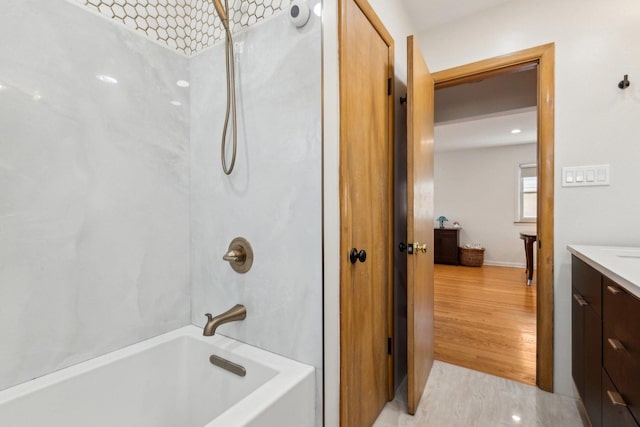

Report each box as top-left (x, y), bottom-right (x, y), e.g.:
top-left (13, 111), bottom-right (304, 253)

top-left (567, 245), bottom-right (640, 299)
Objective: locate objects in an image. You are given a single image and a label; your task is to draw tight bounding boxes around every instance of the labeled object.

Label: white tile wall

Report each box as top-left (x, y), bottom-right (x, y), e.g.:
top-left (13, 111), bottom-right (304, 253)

top-left (189, 10), bottom-right (323, 425)
top-left (2, 2), bottom-right (323, 425)
top-left (0, 0), bottom-right (190, 391)
top-left (73, 0), bottom-right (292, 55)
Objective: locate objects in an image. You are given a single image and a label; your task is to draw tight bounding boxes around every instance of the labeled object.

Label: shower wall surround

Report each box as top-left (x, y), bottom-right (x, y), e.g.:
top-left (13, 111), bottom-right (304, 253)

top-left (189, 10), bottom-right (323, 425)
top-left (74, 0), bottom-right (293, 55)
top-left (0, 0), bottom-right (190, 391)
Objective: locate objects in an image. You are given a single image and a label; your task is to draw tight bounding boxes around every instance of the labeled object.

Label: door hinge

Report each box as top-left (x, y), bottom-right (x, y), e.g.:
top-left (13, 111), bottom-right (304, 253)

top-left (387, 77), bottom-right (392, 95)
top-left (388, 337), bottom-right (392, 355)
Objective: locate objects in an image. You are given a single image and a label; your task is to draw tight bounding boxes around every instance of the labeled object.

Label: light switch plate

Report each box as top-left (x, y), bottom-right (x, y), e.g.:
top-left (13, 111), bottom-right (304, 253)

top-left (562, 165), bottom-right (610, 187)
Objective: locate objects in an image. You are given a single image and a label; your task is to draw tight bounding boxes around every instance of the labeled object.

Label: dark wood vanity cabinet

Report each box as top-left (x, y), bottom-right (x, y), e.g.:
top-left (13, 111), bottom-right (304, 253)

top-left (571, 255), bottom-right (640, 427)
top-left (572, 256), bottom-right (603, 427)
top-left (434, 228), bottom-right (460, 265)
top-left (602, 369), bottom-right (638, 427)
top-left (602, 277), bottom-right (640, 425)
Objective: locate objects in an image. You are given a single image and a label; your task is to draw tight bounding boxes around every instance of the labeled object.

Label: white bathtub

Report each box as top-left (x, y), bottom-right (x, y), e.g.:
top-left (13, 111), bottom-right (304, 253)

top-left (0, 326), bottom-right (315, 427)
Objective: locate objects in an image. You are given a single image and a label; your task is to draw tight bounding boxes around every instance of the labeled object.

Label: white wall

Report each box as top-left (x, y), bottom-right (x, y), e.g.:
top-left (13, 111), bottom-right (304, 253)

top-left (0, 0), bottom-right (190, 391)
top-left (418, 0), bottom-right (640, 396)
top-left (435, 144), bottom-right (537, 266)
top-left (190, 9), bottom-right (324, 426)
top-left (435, 69), bottom-right (537, 122)
top-left (322, 1), bottom-right (342, 425)
top-left (322, 1), bottom-right (418, 425)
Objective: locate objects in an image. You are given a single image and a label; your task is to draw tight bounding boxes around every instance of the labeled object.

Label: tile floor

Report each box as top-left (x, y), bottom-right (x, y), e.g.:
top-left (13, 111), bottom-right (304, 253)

top-left (374, 361), bottom-right (588, 427)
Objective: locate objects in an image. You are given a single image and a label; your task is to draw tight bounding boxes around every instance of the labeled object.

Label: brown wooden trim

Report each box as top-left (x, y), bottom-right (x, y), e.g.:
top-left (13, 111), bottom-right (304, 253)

top-left (407, 36), bottom-right (416, 413)
top-left (536, 44), bottom-right (555, 392)
top-left (386, 43), bottom-right (395, 403)
top-left (338, 1), bottom-right (349, 422)
top-left (434, 62), bottom-right (538, 89)
top-left (432, 43), bottom-right (555, 393)
top-left (432, 43), bottom-right (554, 86)
top-left (337, 2), bottom-right (349, 423)
top-left (352, 0), bottom-right (394, 47)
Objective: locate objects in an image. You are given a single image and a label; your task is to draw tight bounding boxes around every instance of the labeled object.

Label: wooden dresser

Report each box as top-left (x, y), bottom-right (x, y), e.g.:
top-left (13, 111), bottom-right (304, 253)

top-left (434, 228), bottom-right (460, 265)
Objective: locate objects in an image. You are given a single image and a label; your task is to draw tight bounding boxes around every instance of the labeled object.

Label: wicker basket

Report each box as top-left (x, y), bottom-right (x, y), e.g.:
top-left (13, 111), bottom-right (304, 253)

top-left (459, 246), bottom-right (485, 267)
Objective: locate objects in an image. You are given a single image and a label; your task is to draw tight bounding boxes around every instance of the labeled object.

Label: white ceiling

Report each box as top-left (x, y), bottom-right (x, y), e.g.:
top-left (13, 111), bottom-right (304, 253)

top-left (403, 0), bottom-right (536, 152)
top-left (401, 0), bottom-right (514, 32)
top-left (434, 107), bottom-right (537, 152)
top-left (433, 70), bottom-right (537, 153)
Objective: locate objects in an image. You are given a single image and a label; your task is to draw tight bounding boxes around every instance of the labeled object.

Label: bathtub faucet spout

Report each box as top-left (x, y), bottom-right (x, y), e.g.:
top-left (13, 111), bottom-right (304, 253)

top-left (203, 304), bottom-right (246, 336)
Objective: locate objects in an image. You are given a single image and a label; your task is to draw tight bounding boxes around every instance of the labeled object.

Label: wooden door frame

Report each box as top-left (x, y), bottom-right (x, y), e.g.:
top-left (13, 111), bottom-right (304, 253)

top-left (337, 0), bottom-right (396, 421)
top-left (431, 43), bottom-right (555, 392)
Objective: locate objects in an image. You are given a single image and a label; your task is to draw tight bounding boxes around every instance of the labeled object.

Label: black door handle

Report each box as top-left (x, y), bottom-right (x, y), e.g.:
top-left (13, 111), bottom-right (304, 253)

top-left (399, 242), bottom-right (406, 252)
top-left (350, 248), bottom-right (367, 264)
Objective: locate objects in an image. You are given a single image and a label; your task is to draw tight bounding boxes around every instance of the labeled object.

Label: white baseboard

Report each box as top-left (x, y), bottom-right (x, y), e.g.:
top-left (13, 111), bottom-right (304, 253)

top-left (483, 260), bottom-right (526, 268)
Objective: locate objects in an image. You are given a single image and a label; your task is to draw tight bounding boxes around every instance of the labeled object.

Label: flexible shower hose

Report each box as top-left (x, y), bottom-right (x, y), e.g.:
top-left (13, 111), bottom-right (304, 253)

top-left (220, 0), bottom-right (237, 175)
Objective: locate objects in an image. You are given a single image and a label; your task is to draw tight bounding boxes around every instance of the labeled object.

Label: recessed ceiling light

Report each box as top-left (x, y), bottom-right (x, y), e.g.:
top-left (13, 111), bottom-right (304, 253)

top-left (32, 93), bottom-right (42, 101)
top-left (170, 100), bottom-right (182, 106)
top-left (511, 129), bottom-right (522, 134)
top-left (176, 80), bottom-right (190, 88)
top-left (96, 74), bottom-right (118, 84)
top-left (512, 414), bottom-right (521, 422)
top-left (313, 2), bottom-right (322, 16)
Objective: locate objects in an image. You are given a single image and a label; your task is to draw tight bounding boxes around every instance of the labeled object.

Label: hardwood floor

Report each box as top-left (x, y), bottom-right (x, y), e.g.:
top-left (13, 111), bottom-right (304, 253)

top-left (434, 264), bottom-right (536, 385)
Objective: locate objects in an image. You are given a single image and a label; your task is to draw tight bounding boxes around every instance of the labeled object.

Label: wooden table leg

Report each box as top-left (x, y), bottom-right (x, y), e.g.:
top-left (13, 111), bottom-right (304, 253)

top-left (524, 238), bottom-right (534, 286)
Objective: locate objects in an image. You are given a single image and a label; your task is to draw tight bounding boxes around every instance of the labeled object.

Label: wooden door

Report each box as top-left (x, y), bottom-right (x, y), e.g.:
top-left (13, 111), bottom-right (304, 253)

top-left (339, 0), bottom-right (394, 426)
top-left (406, 35), bottom-right (435, 415)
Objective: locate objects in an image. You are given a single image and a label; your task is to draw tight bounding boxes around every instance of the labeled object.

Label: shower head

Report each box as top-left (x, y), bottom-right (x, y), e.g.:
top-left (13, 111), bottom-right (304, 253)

top-left (213, 0), bottom-right (229, 25)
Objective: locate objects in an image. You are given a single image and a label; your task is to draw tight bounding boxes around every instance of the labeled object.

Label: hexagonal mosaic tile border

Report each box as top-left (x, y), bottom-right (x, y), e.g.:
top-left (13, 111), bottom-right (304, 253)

top-left (77, 0), bottom-right (291, 56)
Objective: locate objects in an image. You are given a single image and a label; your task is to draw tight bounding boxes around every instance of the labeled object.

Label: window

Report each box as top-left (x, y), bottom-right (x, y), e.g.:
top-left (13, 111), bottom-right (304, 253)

top-left (518, 163), bottom-right (537, 222)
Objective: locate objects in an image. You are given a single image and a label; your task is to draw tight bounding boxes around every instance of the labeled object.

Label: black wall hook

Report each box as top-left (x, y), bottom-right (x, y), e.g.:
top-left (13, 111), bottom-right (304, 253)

top-left (618, 74), bottom-right (630, 89)
top-left (400, 95), bottom-right (407, 105)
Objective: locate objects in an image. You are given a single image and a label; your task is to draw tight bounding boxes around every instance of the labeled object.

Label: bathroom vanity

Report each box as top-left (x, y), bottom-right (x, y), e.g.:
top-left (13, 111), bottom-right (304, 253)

top-left (568, 245), bottom-right (640, 427)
